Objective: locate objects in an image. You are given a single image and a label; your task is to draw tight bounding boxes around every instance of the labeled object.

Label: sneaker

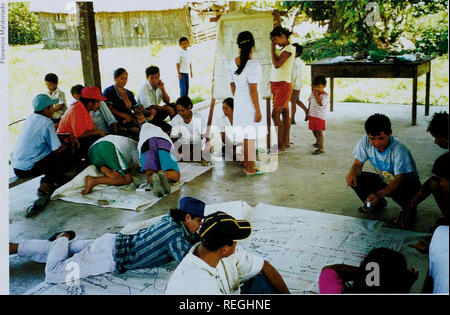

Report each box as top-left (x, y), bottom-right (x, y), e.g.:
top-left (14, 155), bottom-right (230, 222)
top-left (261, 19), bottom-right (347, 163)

top-left (151, 173), bottom-right (164, 198)
top-left (158, 171), bottom-right (171, 195)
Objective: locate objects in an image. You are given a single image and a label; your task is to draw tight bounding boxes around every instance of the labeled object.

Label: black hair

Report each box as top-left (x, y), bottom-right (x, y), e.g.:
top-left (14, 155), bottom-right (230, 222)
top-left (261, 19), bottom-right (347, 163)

top-left (201, 229), bottom-right (235, 252)
top-left (348, 248), bottom-right (413, 293)
top-left (364, 113), bottom-right (392, 136)
top-left (223, 97), bottom-right (234, 110)
top-left (169, 208), bottom-right (200, 223)
top-left (145, 66), bottom-right (160, 78)
top-left (432, 152), bottom-right (449, 180)
top-left (70, 84), bottom-right (84, 96)
top-left (427, 111), bottom-right (449, 139)
top-left (235, 31), bottom-right (255, 75)
top-left (79, 97), bottom-right (98, 107)
top-left (179, 36), bottom-right (189, 44)
top-left (45, 73), bottom-right (58, 84)
top-left (176, 95), bottom-right (193, 109)
top-left (270, 26), bottom-right (292, 39)
top-left (114, 68), bottom-right (127, 79)
top-left (292, 43), bottom-right (303, 57)
top-left (312, 75), bottom-right (326, 86)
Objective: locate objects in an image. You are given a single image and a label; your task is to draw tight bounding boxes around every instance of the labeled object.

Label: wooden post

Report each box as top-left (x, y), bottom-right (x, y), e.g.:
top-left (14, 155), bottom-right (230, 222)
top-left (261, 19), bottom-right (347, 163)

top-left (330, 77), bottom-right (334, 112)
top-left (425, 64), bottom-right (431, 116)
top-left (77, 2), bottom-right (101, 89)
top-left (266, 98), bottom-right (271, 153)
top-left (412, 75), bottom-right (418, 126)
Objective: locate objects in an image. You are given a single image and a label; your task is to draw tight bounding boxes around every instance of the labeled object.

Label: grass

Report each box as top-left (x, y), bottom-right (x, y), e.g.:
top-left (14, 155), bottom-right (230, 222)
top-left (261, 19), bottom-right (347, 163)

top-left (7, 41), bottom-right (449, 154)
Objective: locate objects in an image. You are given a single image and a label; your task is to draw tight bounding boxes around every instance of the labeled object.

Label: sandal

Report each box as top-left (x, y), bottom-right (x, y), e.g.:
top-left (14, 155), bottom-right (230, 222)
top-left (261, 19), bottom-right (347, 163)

top-left (243, 170), bottom-right (264, 178)
top-left (25, 195), bottom-right (51, 218)
top-left (48, 231), bottom-right (76, 242)
top-left (312, 149), bottom-right (324, 155)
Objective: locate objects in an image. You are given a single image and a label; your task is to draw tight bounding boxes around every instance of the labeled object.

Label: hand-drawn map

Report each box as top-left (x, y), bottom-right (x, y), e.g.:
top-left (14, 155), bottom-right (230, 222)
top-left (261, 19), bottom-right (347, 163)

top-left (25, 201), bottom-right (429, 295)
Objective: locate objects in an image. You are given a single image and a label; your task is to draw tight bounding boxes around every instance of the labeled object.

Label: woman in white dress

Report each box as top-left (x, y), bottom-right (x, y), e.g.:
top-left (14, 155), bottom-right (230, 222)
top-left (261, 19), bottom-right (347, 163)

top-left (228, 31), bottom-right (263, 177)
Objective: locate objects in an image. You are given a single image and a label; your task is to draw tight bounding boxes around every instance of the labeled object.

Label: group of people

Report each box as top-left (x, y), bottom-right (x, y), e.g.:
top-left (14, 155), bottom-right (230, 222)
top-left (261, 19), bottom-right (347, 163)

top-left (9, 23), bottom-right (449, 294)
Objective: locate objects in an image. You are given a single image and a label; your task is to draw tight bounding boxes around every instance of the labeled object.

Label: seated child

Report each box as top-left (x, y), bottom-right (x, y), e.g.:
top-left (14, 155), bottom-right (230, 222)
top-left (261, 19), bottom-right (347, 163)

top-left (169, 96), bottom-right (210, 162)
top-left (45, 73), bottom-right (67, 123)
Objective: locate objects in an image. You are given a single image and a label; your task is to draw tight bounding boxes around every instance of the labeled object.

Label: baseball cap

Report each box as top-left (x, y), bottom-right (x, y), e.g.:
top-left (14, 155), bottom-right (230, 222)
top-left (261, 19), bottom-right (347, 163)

top-left (199, 211), bottom-right (251, 242)
top-left (179, 197), bottom-right (206, 219)
top-left (32, 94), bottom-right (58, 112)
top-left (81, 86), bottom-right (107, 101)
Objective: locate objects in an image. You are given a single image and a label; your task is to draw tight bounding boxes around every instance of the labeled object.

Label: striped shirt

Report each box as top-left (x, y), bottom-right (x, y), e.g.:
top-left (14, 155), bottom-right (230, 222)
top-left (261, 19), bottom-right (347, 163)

top-left (308, 92), bottom-right (328, 120)
top-left (114, 214), bottom-right (197, 272)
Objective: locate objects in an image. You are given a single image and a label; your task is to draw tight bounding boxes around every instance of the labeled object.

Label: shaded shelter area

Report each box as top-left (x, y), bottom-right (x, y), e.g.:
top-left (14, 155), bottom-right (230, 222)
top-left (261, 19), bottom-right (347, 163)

top-left (9, 101), bottom-right (448, 294)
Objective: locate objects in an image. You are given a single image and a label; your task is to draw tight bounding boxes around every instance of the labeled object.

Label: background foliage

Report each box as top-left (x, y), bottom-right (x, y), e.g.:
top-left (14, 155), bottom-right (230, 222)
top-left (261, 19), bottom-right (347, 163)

top-left (8, 2), bottom-right (42, 45)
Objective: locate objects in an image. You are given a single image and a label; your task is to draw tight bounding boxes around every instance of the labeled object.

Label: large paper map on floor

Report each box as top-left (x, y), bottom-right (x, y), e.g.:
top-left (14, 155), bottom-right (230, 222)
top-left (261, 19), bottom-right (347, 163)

top-left (50, 163), bottom-right (212, 211)
top-left (213, 12), bottom-right (273, 100)
top-left (25, 201), bottom-right (428, 295)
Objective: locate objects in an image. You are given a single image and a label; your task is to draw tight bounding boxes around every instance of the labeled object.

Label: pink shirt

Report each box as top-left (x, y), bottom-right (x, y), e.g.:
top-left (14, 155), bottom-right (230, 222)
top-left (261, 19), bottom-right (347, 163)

top-left (57, 100), bottom-right (93, 138)
top-left (318, 268), bottom-right (345, 294)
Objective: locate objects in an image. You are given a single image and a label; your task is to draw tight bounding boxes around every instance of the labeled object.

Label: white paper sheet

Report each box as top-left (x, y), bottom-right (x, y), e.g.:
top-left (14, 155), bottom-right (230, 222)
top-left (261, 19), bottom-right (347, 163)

top-left (25, 201), bottom-right (429, 295)
top-left (50, 163), bottom-right (212, 211)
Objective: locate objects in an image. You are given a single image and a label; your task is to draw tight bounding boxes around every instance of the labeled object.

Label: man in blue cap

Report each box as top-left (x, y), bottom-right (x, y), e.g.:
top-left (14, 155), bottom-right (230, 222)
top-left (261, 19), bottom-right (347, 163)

top-left (9, 197), bottom-right (206, 284)
top-left (11, 94), bottom-right (79, 196)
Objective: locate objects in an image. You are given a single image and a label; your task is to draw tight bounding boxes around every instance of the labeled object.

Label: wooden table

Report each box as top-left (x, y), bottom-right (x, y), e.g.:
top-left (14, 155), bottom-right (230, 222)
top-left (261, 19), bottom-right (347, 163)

top-left (307, 57), bottom-right (434, 125)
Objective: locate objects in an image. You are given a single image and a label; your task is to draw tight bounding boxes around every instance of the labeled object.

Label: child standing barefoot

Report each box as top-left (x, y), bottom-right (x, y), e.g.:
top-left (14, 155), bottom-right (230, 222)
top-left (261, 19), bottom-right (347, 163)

top-left (308, 75), bottom-right (328, 154)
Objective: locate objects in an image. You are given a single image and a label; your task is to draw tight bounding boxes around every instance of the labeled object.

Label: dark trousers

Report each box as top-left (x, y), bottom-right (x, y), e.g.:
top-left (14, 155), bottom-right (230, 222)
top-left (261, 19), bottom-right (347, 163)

top-left (14, 148), bottom-right (75, 186)
top-left (179, 73), bottom-right (189, 96)
top-left (240, 274), bottom-right (280, 294)
top-left (351, 172), bottom-right (421, 208)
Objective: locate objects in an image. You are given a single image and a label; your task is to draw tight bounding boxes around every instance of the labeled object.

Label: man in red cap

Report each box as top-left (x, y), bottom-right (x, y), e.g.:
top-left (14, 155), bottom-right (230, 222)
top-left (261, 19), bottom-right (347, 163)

top-left (57, 86), bottom-right (107, 163)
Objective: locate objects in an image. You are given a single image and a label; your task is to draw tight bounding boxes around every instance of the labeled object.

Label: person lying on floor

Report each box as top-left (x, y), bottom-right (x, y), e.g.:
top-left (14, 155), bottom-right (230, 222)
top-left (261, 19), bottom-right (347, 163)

top-left (81, 134), bottom-right (140, 195)
top-left (138, 122), bottom-right (180, 198)
top-left (9, 197), bottom-right (205, 284)
top-left (319, 247), bottom-right (418, 294)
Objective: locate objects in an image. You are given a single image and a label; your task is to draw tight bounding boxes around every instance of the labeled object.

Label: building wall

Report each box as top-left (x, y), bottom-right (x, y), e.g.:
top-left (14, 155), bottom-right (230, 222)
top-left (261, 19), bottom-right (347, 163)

top-left (37, 8), bottom-right (192, 49)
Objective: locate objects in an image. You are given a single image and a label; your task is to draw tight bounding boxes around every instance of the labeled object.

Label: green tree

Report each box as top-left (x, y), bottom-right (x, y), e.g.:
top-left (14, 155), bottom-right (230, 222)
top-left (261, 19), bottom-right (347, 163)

top-left (8, 2), bottom-right (42, 45)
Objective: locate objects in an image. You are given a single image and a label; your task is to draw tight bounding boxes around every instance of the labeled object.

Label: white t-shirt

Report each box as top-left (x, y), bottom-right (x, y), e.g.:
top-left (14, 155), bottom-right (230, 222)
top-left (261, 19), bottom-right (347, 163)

top-left (216, 114), bottom-right (242, 145)
top-left (47, 88), bottom-right (67, 119)
top-left (136, 81), bottom-right (164, 108)
top-left (169, 112), bottom-right (206, 145)
top-left (138, 122), bottom-right (173, 153)
top-left (270, 44), bottom-right (295, 83)
top-left (429, 225), bottom-right (449, 293)
top-left (165, 243), bottom-right (265, 295)
top-left (291, 57), bottom-right (302, 91)
top-left (177, 47), bottom-right (191, 74)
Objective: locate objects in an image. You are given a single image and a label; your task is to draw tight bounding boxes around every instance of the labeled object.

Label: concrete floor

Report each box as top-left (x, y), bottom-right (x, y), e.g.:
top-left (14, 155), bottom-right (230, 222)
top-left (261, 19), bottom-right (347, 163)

top-left (9, 101), bottom-right (448, 294)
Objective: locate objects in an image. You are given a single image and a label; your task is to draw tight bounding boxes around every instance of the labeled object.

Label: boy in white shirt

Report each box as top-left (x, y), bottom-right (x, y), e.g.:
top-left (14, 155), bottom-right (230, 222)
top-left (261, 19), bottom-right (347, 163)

top-left (176, 37), bottom-right (193, 97)
top-left (44, 73), bottom-right (67, 123)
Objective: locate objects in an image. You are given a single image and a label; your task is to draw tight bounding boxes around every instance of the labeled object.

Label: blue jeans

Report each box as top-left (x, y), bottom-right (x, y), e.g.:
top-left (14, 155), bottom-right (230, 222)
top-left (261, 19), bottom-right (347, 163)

top-left (179, 73), bottom-right (189, 96)
top-left (240, 274), bottom-right (280, 294)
